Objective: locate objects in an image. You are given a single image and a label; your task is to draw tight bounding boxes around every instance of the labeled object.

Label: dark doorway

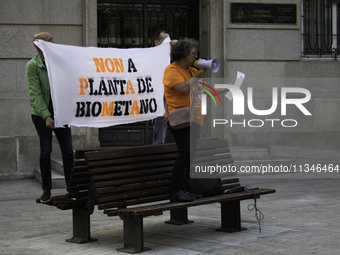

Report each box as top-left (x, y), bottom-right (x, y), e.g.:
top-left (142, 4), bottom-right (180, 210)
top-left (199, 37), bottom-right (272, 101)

top-left (97, 0), bottom-right (199, 147)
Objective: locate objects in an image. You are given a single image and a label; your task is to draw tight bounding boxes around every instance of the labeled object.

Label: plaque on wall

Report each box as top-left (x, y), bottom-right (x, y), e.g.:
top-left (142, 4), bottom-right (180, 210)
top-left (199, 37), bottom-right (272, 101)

top-left (230, 3), bottom-right (297, 24)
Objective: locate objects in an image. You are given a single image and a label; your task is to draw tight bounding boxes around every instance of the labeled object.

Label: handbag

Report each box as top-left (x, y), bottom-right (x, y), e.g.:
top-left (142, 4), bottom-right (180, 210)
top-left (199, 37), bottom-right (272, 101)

top-left (186, 178), bottom-right (225, 197)
top-left (167, 107), bottom-right (192, 129)
top-left (165, 86), bottom-right (197, 130)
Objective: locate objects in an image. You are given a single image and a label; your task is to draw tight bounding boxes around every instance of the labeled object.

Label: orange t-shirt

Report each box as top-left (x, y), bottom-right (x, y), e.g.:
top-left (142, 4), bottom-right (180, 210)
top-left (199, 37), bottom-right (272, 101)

top-left (163, 62), bottom-right (204, 126)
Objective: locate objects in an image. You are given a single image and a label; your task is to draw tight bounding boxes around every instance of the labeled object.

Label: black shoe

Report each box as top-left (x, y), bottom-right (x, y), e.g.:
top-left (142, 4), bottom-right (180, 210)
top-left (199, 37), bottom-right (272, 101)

top-left (40, 190), bottom-right (51, 203)
top-left (170, 190), bottom-right (195, 202)
top-left (183, 190), bottom-right (202, 199)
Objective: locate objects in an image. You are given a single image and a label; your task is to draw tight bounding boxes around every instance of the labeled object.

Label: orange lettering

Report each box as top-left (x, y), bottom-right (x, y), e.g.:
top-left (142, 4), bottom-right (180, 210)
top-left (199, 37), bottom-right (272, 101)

top-left (113, 58), bottom-right (124, 73)
top-left (126, 80), bottom-right (136, 95)
top-left (105, 58), bottom-right (115, 73)
top-left (101, 101), bottom-right (115, 116)
top-left (93, 57), bottom-right (124, 73)
top-left (79, 77), bottom-right (88, 95)
top-left (130, 100), bottom-right (140, 115)
top-left (93, 58), bottom-right (106, 73)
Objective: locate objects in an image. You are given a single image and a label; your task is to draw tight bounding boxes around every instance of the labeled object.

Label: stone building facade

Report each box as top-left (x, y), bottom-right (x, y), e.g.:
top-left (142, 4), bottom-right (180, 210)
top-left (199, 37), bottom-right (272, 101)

top-left (1, 0), bottom-right (339, 180)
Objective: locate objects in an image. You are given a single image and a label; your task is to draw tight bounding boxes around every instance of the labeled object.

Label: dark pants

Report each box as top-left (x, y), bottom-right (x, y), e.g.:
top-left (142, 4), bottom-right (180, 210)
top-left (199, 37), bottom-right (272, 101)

top-left (152, 116), bottom-right (168, 145)
top-left (167, 122), bottom-right (201, 193)
top-left (32, 115), bottom-right (74, 191)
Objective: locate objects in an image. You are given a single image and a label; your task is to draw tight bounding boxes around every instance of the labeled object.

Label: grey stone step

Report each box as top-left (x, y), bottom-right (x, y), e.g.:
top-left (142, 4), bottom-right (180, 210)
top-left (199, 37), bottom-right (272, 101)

top-left (51, 158), bottom-right (64, 176)
top-left (34, 168), bottom-right (67, 189)
top-left (234, 158), bottom-right (295, 167)
top-left (229, 147), bottom-right (270, 160)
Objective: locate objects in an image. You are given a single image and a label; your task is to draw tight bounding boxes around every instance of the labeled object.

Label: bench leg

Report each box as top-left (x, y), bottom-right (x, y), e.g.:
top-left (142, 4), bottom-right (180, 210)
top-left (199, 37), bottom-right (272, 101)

top-left (66, 208), bottom-right (98, 243)
top-left (117, 215), bottom-right (150, 253)
top-left (216, 200), bottom-right (247, 233)
top-left (164, 208), bottom-right (193, 225)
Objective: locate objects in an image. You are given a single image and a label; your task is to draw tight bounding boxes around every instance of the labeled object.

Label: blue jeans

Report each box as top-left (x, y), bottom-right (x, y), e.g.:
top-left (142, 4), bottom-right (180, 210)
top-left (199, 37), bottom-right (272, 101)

top-left (32, 115), bottom-right (74, 191)
top-left (152, 116), bottom-right (168, 145)
top-left (167, 122), bottom-right (201, 193)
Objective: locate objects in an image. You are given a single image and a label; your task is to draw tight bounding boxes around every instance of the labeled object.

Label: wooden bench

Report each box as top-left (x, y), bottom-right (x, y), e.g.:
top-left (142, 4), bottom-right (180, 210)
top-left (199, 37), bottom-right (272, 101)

top-left (37, 138), bottom-right (275, 253)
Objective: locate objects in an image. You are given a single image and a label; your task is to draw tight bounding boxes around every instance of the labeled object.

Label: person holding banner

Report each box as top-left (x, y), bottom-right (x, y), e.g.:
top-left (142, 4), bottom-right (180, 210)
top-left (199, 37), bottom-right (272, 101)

top-left (151, 30), bottom-right (177, 144)
top-left (163, 38), bottom-right (207, 202)
top-left (26, 32), bottom-right (74, 203)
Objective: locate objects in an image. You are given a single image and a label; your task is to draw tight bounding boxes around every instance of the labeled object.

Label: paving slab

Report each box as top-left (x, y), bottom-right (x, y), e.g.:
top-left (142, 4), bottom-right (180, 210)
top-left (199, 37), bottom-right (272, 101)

top-left (0, 173), bottom-right (339, 255)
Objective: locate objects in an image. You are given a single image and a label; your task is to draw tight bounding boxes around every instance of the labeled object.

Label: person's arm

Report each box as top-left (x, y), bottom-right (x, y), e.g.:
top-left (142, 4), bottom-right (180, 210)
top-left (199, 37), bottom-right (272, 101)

top-left (172, 69), bottom-right (207, 94)
top-left (26, 61), bottom-right (54, 127)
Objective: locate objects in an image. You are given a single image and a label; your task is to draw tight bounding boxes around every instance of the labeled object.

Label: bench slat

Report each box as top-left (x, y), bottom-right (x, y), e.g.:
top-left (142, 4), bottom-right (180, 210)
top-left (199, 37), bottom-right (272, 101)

top-left (57, 198), bottom-right (87, 210)
top-left (67, 183), bottom-right (90, 193)
top-left (86, 153), bottom-right (178, 168)
top-left (67, 190), bottom-right (89, 199)
top-left (85, 143), bottom-right (178, 162)
top-left (96, 186), bottom-right (170, 204)
top-left (99, 195), bottom-right (169, 211)
top-left (221, 178), bottom-right (239, 184)
top-left (75, 147), bottom-right (114, 159)
top-left (96, 179), bottom-right (171, 196)
top-left (93, 173), bottom-right (172, 188)
top-left (88, 160), bottom-right (175, 175)
top-left (71, 165), bottom-right (88, 173)
top-left (69, 172), bottom-right (90, 180)
top-left (68, 177), bottom-right (91, 186)
top-left (91, 167), bottom-right (173, 183)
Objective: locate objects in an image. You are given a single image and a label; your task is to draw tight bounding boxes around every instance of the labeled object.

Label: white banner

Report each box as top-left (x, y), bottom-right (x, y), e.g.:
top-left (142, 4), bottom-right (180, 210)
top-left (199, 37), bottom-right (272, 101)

top-left (34, 38), bottom-right (171, 127)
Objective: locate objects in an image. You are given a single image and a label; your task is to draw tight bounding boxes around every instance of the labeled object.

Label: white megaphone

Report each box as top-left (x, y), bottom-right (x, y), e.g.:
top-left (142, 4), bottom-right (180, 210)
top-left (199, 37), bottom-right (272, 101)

top-left (194, 57), bottom-right (220, 73)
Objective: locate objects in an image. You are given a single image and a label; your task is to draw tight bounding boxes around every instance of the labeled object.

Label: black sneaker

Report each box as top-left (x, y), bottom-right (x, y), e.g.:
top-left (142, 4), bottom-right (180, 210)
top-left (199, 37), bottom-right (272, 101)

top-left (183, 190), bottom-right (202, 199)
top-left (169, 190), bottom-right (195, 202)
top-left (40, 190), bottom-right (51, 203)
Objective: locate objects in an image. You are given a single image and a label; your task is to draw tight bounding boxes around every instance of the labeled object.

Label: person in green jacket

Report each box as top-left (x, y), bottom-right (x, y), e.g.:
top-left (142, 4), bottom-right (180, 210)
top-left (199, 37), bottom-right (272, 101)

top-left (26, 32), bottom-right (74, 203)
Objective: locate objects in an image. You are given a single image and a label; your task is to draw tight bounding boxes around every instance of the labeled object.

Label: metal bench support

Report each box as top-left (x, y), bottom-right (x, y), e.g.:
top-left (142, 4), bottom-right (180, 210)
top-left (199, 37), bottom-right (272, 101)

top-left (66, 208), bottom-right (98, 243)
top-left (165, 208), bottom-right (193, 225)
top-left (216, 200), bottom-right (247, 232)
top-left (117, 215), bottom-right (150, 253)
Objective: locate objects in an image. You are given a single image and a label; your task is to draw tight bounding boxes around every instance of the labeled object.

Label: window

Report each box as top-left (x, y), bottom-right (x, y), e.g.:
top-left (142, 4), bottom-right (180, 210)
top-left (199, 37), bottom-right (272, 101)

top-left (97, 0), bottom-right (198, 48)
top-left (302, 0), bottom-right (339, 58)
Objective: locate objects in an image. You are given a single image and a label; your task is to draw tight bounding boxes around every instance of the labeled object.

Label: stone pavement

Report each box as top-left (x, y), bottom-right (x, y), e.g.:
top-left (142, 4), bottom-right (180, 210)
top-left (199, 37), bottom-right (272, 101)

top-left (0, 172), bottom-right (339, 255)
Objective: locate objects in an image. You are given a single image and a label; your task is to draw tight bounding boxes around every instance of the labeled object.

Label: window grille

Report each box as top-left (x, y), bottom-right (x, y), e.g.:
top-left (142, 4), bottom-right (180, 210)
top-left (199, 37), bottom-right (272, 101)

top-left (97, 0), bottom-right (198, 49)
top-left (302, 0), bottom-right (339, 59)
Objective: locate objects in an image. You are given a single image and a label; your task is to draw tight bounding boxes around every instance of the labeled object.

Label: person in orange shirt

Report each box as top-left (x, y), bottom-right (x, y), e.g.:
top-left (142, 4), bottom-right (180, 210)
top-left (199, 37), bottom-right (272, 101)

top-left (163, 38), bottom-right (206, 202)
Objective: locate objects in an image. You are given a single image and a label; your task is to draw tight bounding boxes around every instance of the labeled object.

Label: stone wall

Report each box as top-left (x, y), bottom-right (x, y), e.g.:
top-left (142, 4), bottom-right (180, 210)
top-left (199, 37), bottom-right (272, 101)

top-left (0, 0), bottom-right (98, 180)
